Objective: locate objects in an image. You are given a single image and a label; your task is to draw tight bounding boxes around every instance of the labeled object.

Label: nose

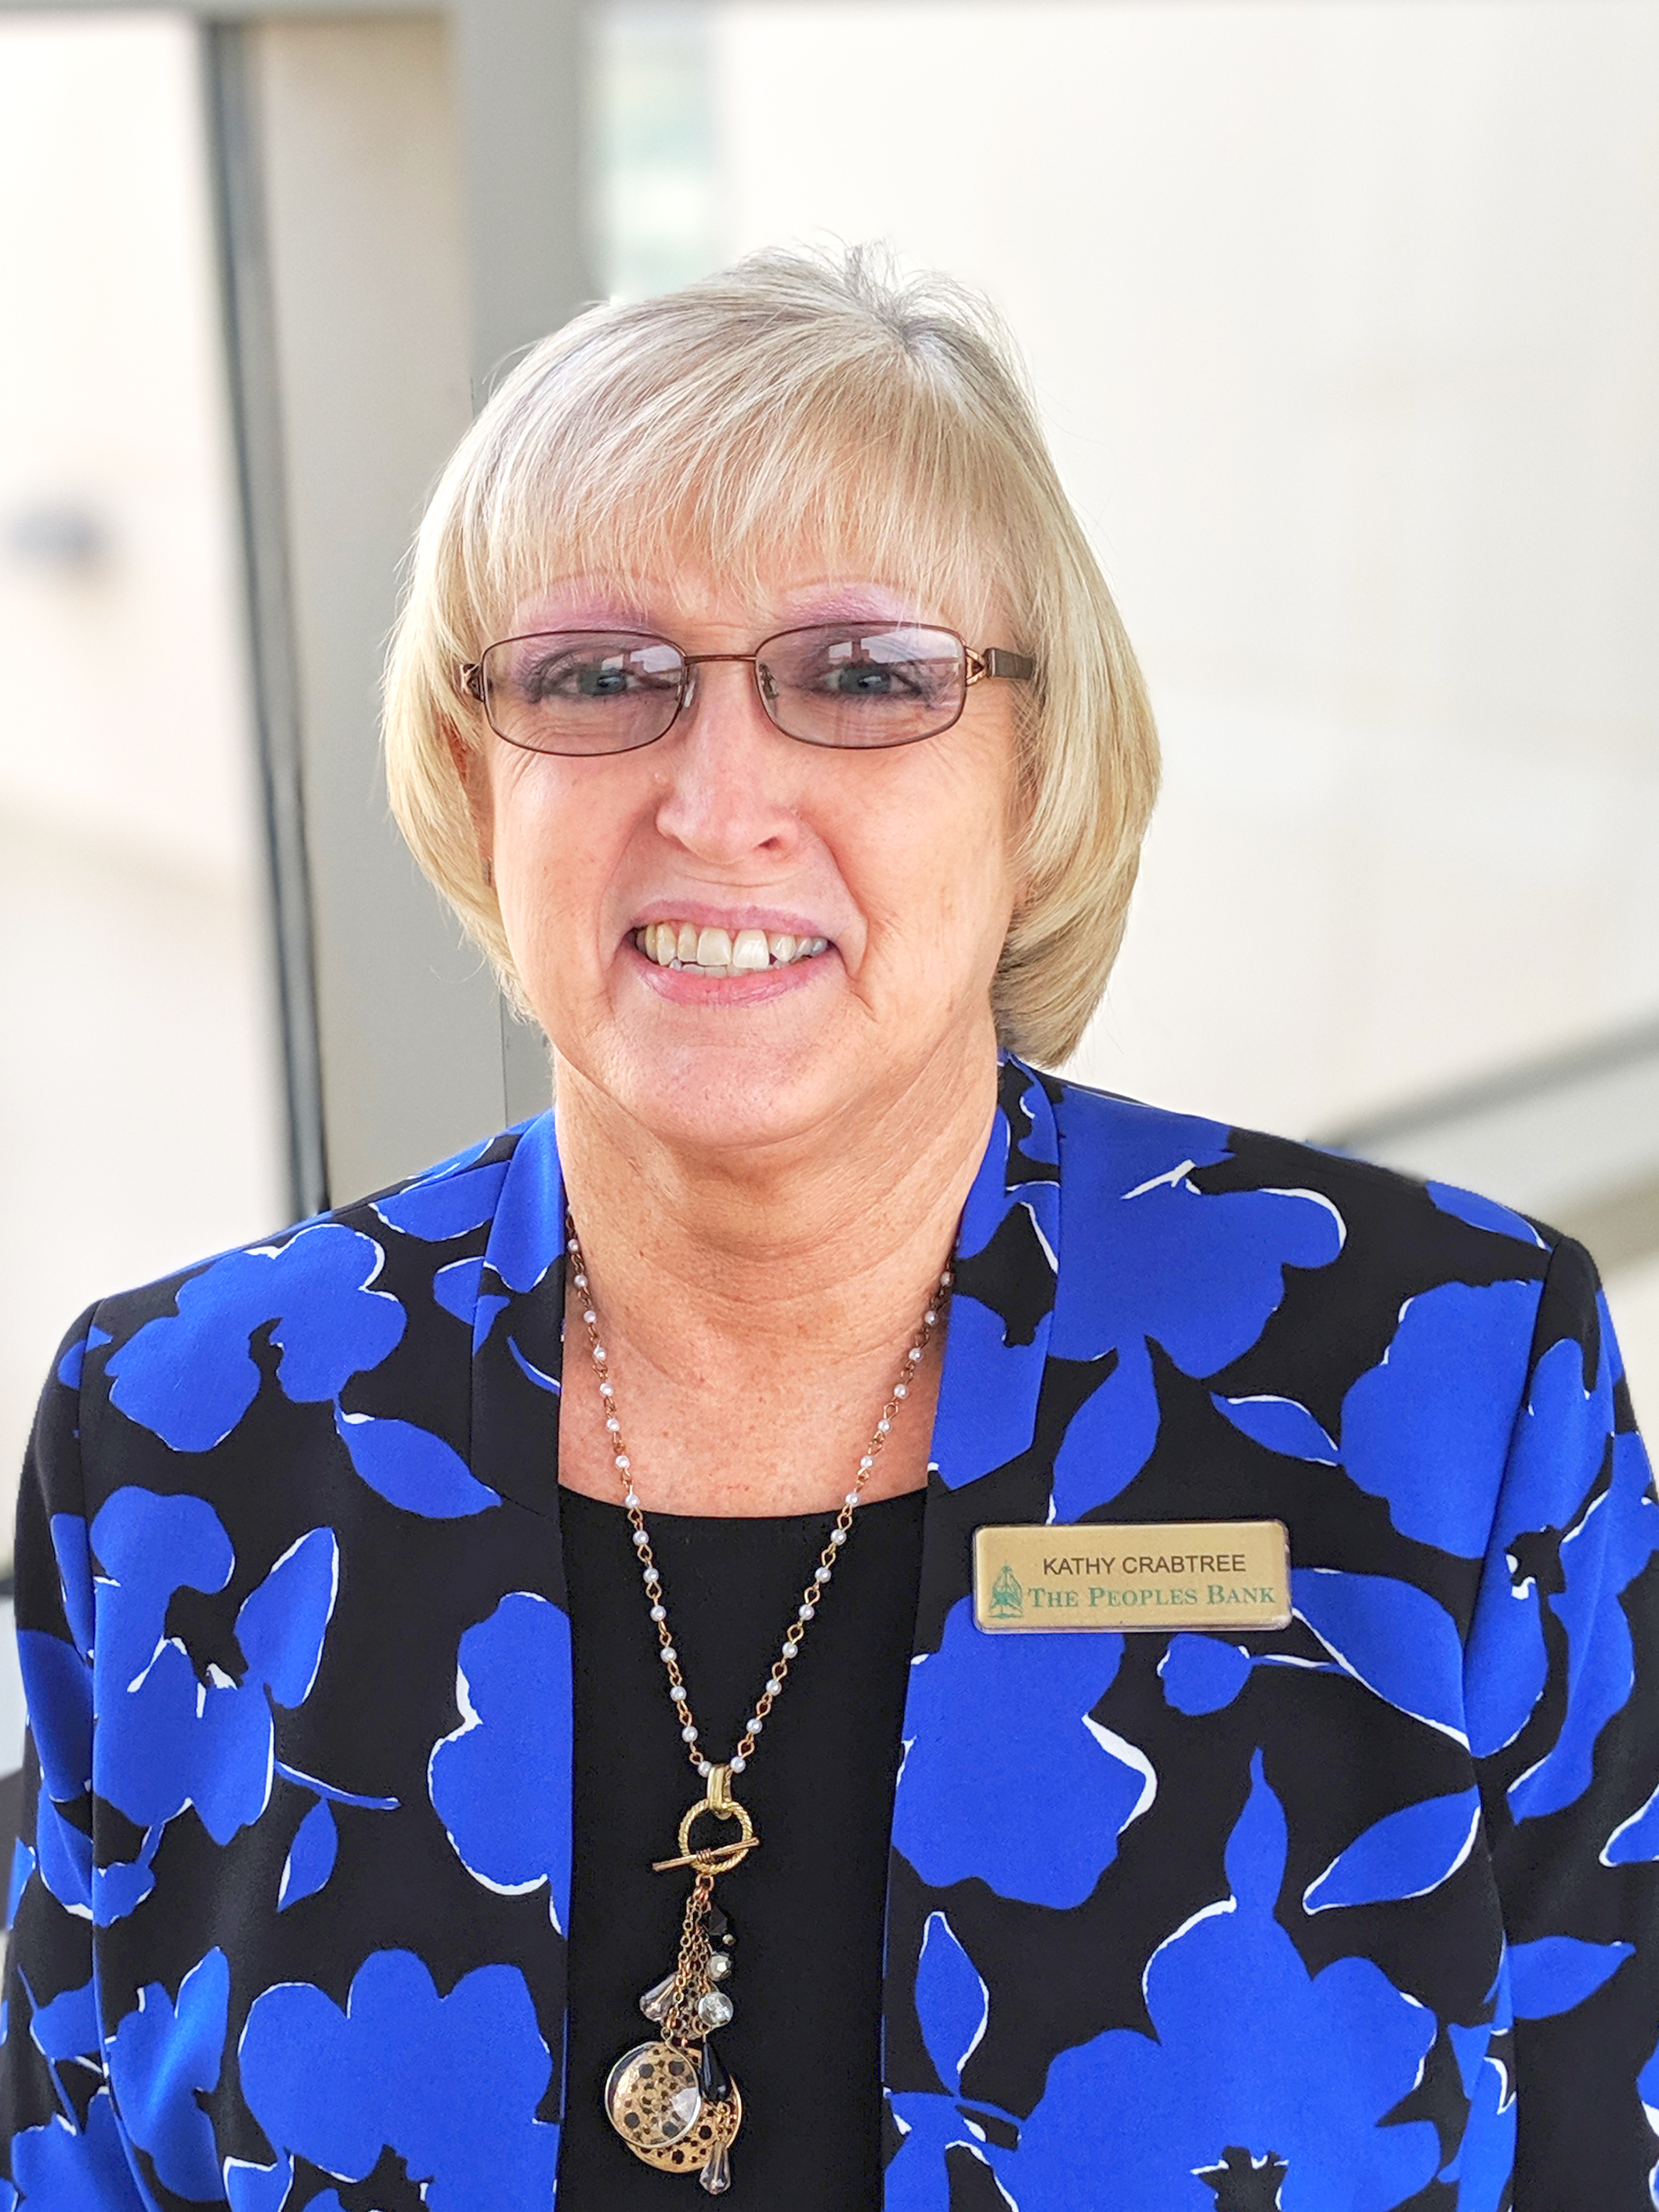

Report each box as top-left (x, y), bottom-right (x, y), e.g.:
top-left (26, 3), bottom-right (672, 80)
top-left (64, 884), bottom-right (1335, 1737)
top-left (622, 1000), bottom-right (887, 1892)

top-left (650, 659), bottom-right (802, 867)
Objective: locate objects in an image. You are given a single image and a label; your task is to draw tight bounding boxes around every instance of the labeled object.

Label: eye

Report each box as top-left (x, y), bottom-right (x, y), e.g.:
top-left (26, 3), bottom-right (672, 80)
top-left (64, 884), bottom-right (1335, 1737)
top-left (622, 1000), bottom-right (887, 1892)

top-left (796, 635), bottom-right (946, 706)
top-left (822, 657), bottom-right (918, 699)
top-left (521, 649), bottom-right (638, 702)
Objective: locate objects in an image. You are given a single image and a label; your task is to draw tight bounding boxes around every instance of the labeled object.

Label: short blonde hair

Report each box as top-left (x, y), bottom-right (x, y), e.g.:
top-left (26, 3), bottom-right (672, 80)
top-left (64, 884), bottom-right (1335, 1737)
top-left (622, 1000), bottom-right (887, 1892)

top-left (384, 245), bottom-right (1158, 1065)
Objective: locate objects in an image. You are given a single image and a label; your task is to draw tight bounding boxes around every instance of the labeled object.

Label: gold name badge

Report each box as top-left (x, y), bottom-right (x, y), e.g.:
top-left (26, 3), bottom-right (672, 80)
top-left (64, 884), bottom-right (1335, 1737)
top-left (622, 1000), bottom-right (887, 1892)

top-left (974, 1520), bottom-right (1292, 1633)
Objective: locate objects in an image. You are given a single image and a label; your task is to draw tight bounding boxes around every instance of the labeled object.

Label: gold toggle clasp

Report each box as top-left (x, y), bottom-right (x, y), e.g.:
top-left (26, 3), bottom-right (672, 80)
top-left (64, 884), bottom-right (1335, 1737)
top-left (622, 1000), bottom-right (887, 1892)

top-left (652, 1765), bottom-right (761, 1876)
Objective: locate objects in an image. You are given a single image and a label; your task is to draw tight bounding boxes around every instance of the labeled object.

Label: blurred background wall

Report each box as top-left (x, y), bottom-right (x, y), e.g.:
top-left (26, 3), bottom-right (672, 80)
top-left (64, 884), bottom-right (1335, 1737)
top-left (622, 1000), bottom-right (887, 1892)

top-left (0, 15), bottom-right (286, 1552)
top-left (2, 0), bottom-right (1656, 1690)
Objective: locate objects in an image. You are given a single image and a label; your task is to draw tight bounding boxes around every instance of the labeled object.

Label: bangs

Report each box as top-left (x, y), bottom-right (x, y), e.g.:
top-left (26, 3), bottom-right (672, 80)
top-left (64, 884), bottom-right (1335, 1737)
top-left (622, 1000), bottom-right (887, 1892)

top-left (444, 301), bottom-right (1036, 652)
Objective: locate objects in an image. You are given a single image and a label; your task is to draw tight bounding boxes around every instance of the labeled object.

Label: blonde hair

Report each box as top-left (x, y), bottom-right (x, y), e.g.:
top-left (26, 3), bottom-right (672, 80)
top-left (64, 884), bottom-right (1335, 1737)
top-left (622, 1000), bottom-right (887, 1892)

top-left (383, 245), bottom-right (1159, 1065)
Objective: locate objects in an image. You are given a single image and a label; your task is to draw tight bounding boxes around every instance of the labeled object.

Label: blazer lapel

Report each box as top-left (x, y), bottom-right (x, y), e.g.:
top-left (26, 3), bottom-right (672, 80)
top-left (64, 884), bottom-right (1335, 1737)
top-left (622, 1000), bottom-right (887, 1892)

top-left (913, 1058), bottom-right (1062, 1648)
top-left (470, 1108), bottom-right (569, 1531)
top-left (880, 1061), bottom-right (1065, 2160)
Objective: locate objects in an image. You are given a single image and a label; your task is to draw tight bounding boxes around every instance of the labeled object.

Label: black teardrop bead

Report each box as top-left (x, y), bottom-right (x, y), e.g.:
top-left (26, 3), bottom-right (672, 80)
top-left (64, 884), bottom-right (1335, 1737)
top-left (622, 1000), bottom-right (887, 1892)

top-left (706, 1903), bottom-right (736, 1950)
top-left (698, 2037), bottom-right (731, 2104)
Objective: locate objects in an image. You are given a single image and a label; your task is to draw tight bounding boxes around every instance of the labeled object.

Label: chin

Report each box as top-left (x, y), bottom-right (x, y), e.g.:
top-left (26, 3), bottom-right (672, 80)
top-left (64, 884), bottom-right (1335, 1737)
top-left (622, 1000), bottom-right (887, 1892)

top-left (612, 1037), bottom-right (852, 1158)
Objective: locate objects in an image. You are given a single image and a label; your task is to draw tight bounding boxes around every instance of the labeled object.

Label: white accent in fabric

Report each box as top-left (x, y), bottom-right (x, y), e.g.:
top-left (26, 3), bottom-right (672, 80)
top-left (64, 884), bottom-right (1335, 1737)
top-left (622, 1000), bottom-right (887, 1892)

top-left (1081, 1715), bottom-right (1157, 1827)
top-left (1260, 1184), bottom-right (1349, 1249)
top-left (1142, 1896), bottom-right (1236, 2003)
top-left (1121, 1159), bottom-right (1196, 1201)
top-left (1603, 1775), bottom-right (1659, 1867)
top-left (1019, 1200), bottom-right (1058, 1274)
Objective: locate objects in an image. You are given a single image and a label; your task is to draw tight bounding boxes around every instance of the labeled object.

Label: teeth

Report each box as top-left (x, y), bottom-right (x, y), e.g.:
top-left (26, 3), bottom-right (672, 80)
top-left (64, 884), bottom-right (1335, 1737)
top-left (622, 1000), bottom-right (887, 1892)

top-left (634, 925), bottom-right (831, 973)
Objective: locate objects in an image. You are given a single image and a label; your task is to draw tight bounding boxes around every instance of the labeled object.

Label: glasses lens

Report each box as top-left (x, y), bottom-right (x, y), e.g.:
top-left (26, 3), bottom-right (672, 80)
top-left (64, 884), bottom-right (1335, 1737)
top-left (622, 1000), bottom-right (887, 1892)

top-left (480, 632), bottom-right (685, 755)
top-left (757, 625), bottom-right (965, 748)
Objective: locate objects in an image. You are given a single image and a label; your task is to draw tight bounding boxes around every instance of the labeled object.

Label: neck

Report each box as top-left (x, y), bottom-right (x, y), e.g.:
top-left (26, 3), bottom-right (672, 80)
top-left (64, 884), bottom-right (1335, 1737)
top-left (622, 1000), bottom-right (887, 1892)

top-left (551, 1032), bottom-right (999, 1386)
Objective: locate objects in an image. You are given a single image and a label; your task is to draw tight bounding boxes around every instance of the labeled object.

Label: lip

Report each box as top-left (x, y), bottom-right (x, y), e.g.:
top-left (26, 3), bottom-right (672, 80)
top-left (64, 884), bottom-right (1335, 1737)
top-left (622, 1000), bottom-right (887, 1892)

top-left (625, 901), bottom-right (837, 944)
top-left (624, 934), bottom-right (836, 1005)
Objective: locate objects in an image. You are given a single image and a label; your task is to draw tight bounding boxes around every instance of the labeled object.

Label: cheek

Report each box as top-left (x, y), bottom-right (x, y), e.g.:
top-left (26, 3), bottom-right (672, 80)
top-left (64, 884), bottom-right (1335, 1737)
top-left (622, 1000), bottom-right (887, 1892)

top-left (486, 767), bottom-right (608, 978)
top-left (851, 768), bottom-right (1017, 959)
top-left (491, 757), bottom-right (629, 890)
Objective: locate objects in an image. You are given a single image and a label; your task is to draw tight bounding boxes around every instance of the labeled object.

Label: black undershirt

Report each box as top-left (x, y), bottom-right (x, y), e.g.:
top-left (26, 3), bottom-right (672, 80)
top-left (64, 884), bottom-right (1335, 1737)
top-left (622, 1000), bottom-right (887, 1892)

top-left (557, 1484), bottom-right (927, 2207)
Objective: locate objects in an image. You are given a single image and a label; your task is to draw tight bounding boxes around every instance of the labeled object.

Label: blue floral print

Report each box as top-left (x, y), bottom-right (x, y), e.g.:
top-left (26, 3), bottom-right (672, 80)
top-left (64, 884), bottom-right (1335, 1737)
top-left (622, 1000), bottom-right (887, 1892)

top-left (89, 1491), bottom-right (337, 1856)
top-left (106, 1949), bottom-right (230, 2201)
top-left (238, 1951), bottom-right (560, 2207)
top-left (1291, 1567), bottom-right (1469, 1741)
top-left (892, 1599), bottom-right (1143, 1907)
top-left (107, 1225), bottom-right (403, 1451)
top-left (428, 1592), bottom-right (573, 1929)
top-left (985, 1759), bottom-right (1441, 2212)
top-left (1302, 1786), bottom-right (1483, 1913)
top-left (1337, 1281), bottom-right (1540, 1557)
top-left (4, 2096), bottom-right (135, 2208)
top-left (2, 1065), bottom-right (1653, 2205)
top-left (886, 1910), bottom-right (1015, 2211)
top-left (331, 1408), bottom-right (501, 1519)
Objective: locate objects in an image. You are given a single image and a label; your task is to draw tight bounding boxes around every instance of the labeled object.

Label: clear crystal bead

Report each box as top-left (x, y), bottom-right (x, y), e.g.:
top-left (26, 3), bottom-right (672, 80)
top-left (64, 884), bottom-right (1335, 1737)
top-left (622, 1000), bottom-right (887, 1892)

top-left (639, 1972), bottom-right (676, 2021)
top-left (697, 1989), bottom-right (734, 2029)
top-left (699, 2142), bottom-right (732, 2194)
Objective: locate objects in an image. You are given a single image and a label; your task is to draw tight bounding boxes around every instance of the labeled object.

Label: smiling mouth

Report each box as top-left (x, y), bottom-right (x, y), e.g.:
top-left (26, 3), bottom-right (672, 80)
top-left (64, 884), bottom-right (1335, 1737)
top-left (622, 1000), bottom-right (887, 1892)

top-left (631, 923), bottom-right (831, 978)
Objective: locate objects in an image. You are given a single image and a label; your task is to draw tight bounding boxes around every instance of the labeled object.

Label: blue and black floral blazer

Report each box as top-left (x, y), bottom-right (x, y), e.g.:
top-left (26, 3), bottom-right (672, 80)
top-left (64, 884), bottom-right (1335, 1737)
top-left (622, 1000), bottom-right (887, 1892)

top-left (2, 1061), bottom-right (1655, 2209)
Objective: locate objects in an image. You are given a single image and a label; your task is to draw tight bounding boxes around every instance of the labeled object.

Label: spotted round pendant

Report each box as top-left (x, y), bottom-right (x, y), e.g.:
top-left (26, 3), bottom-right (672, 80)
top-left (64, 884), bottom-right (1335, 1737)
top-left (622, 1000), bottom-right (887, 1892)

top-left (605, 2040), bottom-right (743, 2190)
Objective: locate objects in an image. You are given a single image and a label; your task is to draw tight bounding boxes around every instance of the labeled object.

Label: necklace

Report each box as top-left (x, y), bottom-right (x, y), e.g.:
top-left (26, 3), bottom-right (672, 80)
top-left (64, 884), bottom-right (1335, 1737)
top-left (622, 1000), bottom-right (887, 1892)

top-left (565, 1216), bottom-right (950, 2195)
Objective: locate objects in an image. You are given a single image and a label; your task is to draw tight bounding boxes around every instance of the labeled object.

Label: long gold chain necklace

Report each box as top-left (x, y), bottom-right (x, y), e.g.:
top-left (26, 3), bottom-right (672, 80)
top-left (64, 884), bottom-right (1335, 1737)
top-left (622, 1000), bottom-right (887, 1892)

top-left (566, 1214), bottom-right (950, 2195)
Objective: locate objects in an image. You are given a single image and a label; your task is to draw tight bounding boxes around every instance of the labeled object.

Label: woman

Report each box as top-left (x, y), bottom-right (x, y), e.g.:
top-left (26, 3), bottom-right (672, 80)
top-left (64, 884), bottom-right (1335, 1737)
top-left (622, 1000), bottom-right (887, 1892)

top-left (2, 249), bottom-right (1654, 2210)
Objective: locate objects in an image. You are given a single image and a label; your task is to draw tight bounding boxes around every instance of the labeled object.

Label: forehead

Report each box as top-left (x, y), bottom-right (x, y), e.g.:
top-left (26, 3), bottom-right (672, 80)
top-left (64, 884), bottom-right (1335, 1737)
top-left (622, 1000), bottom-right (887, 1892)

top-left (504, 565), bottom-right (993, 642)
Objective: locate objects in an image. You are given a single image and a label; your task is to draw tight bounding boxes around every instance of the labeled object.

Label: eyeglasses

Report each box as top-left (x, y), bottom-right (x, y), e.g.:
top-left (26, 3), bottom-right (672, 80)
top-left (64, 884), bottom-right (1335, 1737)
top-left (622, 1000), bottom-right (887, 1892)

top-left (457, 623), bottom-right (1036, 757)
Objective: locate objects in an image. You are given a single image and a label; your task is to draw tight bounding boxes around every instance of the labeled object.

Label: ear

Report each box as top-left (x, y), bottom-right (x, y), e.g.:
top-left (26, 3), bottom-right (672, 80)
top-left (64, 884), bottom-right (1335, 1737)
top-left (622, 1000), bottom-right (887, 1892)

top-left (444, 721), bottom-right (494, 874)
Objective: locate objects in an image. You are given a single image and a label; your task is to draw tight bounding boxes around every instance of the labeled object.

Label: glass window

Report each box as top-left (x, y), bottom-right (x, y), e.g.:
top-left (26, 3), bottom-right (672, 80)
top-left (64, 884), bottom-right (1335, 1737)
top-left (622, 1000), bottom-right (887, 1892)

top-left (0, 15), bottom-right (285, 1577)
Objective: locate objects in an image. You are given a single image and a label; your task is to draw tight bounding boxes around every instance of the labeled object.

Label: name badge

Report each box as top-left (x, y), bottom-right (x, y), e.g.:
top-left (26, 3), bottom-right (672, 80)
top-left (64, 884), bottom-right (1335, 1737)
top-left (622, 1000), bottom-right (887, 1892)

top-left (974, 1520), bottom-right (1291, 1632)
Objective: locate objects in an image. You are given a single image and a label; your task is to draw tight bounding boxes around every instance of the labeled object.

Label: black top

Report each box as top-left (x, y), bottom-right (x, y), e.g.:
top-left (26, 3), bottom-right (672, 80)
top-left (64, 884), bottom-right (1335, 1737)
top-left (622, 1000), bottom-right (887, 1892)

top-left (557, 1484), bottom-right (927, 2207)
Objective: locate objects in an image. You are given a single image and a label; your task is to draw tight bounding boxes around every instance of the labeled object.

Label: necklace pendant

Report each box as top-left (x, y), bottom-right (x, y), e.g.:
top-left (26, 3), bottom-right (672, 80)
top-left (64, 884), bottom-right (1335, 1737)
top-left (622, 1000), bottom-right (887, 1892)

top-left (604, 2038), bottom-right (742, 2189)
top-left (605, 1856), bottom-right (743, 2188)
top-left (569, 1203), bottom-right (949, 2191)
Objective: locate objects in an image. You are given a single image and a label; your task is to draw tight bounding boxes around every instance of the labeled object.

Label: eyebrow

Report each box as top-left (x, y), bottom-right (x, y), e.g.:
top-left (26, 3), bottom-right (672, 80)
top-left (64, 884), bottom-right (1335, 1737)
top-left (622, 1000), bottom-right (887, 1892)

top-left (508, 581), bottom-right (945, 638)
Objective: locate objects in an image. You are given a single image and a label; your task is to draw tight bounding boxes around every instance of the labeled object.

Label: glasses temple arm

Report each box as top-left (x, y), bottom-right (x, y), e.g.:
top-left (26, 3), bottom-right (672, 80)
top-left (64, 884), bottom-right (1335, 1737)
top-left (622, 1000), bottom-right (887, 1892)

top-left (966, 647), bottom-right (1037, 685)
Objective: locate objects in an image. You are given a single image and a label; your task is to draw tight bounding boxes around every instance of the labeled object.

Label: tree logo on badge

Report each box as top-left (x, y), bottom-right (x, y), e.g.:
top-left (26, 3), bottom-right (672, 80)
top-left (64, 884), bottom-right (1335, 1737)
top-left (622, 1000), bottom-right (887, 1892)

top-left (990, 1563), bottom-right (1024, 1617)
